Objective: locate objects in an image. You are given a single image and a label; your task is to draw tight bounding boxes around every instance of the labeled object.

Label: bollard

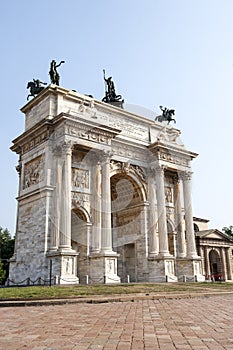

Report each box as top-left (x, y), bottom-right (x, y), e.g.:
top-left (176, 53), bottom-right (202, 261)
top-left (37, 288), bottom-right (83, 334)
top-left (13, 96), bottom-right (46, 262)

top-left (127, 275), bottom-right (130, 283)
top-left (26, 277), bottom-right (30, 286)
top-left (5, 278), bottom-right (9, 287)
top-left (54, 275), bottom-right (57, 285)
top-left (183, 275), bottom-right (186, 283)
top-left (86, 275), bottom-right (89, 285)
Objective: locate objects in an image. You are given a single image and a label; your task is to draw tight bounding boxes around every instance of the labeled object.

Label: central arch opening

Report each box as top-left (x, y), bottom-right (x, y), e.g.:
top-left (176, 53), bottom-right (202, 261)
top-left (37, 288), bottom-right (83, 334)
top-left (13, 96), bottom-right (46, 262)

top-left (110, 173), bottom-right (145, 282)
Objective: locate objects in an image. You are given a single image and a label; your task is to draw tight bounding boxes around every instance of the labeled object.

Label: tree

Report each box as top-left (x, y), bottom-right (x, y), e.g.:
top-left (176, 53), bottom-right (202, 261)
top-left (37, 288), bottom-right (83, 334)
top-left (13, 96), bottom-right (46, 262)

top-left (0, 261), bottom-right (6, 284)
top-left (222, 225), bottom-right (233, 238)
top-left (0, 227), bottom-right (15, 284)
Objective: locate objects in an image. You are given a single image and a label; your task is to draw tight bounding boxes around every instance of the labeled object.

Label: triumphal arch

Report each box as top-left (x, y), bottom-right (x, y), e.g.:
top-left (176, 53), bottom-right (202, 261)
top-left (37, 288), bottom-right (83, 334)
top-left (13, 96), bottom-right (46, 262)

top-left (9, 84), bottom-right (204, 284)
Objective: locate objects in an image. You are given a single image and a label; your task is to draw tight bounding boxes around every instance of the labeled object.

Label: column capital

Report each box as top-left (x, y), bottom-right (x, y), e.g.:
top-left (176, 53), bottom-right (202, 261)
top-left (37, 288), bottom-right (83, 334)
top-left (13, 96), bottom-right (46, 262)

top-left (52, 141), bottom-right (74, 157)
top-left (180, 171), bottom-right (193, 182)
top-left (62, 140), bottom-right (74, 156)
top-left (52, 144), bottom-right (62, 157)
top-left (100, 149), bottom-right (113, 163)
top-left (152, 164), bottom-right (166, 176)
top-left (148, 166), bottom-right (156, 177)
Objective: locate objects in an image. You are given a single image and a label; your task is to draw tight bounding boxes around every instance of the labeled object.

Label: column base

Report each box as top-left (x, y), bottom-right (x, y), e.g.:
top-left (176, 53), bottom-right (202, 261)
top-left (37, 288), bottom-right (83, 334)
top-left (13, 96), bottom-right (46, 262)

top-left (89, 253), bottom-right (120, 284)
top-left (148, 256), bottom-right (177, 282)
top-left (47, 250), bottom-right (79, 285)
top-left (176, 257), bottom-right (205, 282)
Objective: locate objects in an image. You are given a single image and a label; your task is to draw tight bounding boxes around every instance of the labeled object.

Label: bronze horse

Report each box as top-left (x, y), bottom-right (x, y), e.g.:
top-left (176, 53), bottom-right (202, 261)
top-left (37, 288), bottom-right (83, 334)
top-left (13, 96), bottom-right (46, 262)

top-left (27, 80), bottom-right (47, 100)
top-left (155, 106), bottom-right (176, 124)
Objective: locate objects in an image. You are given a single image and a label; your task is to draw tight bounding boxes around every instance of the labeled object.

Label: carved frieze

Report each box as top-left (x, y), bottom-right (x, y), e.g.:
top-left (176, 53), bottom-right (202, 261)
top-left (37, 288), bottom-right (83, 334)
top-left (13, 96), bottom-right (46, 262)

top-left (157, 126), bottom-right (182, 145)
top-left (71, 192), bottom-right (89, 208)
top-left (72, 168), bottom-right (89, 189)
top-left (166, 207), bottom-right (175, 221)
top-left (111, 143), bottom-right (148, 161)
top-left (158, 150), bottom-right (189, 167)
top-left (23, 155), bottom-right (44, 188)
top-left (65, 123), bottom-right (111, 145)
top-left (21, 131), bottom-right (50, 154)
top-left (165, 186), bottom-right (173, 203)
top-left (110, 160), bottom-right (146, 182)
top-left (66, 99), bottom-right (97, 119)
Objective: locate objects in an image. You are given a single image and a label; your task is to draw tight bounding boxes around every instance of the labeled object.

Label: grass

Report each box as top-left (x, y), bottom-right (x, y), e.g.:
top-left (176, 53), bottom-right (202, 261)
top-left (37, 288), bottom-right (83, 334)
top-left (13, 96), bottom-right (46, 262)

top-left (1, 282), bottom-right (233, 300)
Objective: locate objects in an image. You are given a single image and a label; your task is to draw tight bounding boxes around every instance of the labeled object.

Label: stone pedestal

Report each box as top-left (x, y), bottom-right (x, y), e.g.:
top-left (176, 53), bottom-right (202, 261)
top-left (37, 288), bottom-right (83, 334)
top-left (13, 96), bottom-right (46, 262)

top-left (176, 258), bottom-right (205, 282)
top-left (108, 101), bottom-right (124, 109)
top-left (47, 250), bottom-right (79, 284)
top-left (89, 253), bottom-right (121, 284)
top-left (148, 257), bottom-right (177, 282)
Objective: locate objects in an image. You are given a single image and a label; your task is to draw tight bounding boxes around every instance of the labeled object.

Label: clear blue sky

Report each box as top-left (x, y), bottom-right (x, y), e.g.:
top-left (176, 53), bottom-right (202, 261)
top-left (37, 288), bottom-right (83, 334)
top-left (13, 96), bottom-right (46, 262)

top-left (1, 0), bottom-right (233, 234)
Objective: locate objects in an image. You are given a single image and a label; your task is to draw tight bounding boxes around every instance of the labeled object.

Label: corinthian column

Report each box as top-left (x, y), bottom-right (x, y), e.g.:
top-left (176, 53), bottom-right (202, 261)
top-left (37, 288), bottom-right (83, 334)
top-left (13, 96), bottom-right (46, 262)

top-left (182, 172), bottom-right (198, 258)
top-left (59, 141), bottom-right (73, 250)
top-left (155, 165), bottom-right (169, 257)
top-left (91, 160), bottom-right (102, 253)
top-left (148, 168), bottom-right (158, 257)
top-left (174, 176), bottom-right (186, 257)
top-left (100, 151), bottom-right (113, 253)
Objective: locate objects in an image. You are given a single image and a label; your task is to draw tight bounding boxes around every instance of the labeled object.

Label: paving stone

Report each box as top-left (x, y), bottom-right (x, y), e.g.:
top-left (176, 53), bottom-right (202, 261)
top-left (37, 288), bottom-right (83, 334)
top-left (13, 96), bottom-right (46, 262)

top-left (1, 295), bottom-right (233, 349)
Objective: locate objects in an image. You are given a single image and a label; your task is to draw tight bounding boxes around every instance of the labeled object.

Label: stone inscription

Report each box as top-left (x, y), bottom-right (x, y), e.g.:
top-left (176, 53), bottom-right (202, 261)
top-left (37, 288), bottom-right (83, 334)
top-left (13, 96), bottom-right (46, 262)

top-left (98, 114), bottom-right (149, 141)
top-left (65, 100), bottom-right (149, 142)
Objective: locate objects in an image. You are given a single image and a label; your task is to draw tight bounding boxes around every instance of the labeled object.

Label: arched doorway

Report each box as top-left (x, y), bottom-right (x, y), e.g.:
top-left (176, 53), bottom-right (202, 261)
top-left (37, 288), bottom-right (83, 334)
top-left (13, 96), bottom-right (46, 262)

top-left (71, 208), bottom-right (89, 284)
top-left (209, 249), bottom-right (222, 280)
top-left (110, 172), bottom-right (145, 282)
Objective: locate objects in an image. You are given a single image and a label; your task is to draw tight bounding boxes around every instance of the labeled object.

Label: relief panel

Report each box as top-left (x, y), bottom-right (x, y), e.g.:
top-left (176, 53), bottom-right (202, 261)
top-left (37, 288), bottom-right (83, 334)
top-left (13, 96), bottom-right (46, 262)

top-left (23, 155), bottom-right (44, 188)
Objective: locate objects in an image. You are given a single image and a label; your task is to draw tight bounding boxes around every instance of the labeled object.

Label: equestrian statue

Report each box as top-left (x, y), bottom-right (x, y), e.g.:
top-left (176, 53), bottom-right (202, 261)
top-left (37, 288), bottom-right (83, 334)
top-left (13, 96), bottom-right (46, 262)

top-left (27, 79), bottom-right (47, 100)
top-left (155, 105), bottom-right (176, 124)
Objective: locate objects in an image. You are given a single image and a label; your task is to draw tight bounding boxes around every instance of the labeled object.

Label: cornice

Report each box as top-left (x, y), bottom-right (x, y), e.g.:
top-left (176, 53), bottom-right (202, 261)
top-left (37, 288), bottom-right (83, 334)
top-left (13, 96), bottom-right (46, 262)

top-left (148, 141), bottom-right (198, 160)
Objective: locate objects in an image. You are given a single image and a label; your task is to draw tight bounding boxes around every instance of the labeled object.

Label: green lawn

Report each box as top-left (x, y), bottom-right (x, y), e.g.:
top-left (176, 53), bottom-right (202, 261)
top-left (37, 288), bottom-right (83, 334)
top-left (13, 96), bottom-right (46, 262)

top-left (1, 282), bottom-right (233, 300)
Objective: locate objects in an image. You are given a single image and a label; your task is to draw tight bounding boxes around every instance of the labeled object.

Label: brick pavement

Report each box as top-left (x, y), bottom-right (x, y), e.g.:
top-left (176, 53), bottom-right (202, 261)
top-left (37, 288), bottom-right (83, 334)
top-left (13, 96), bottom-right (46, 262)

top-left (1, 295), bottom-right (233, 350)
